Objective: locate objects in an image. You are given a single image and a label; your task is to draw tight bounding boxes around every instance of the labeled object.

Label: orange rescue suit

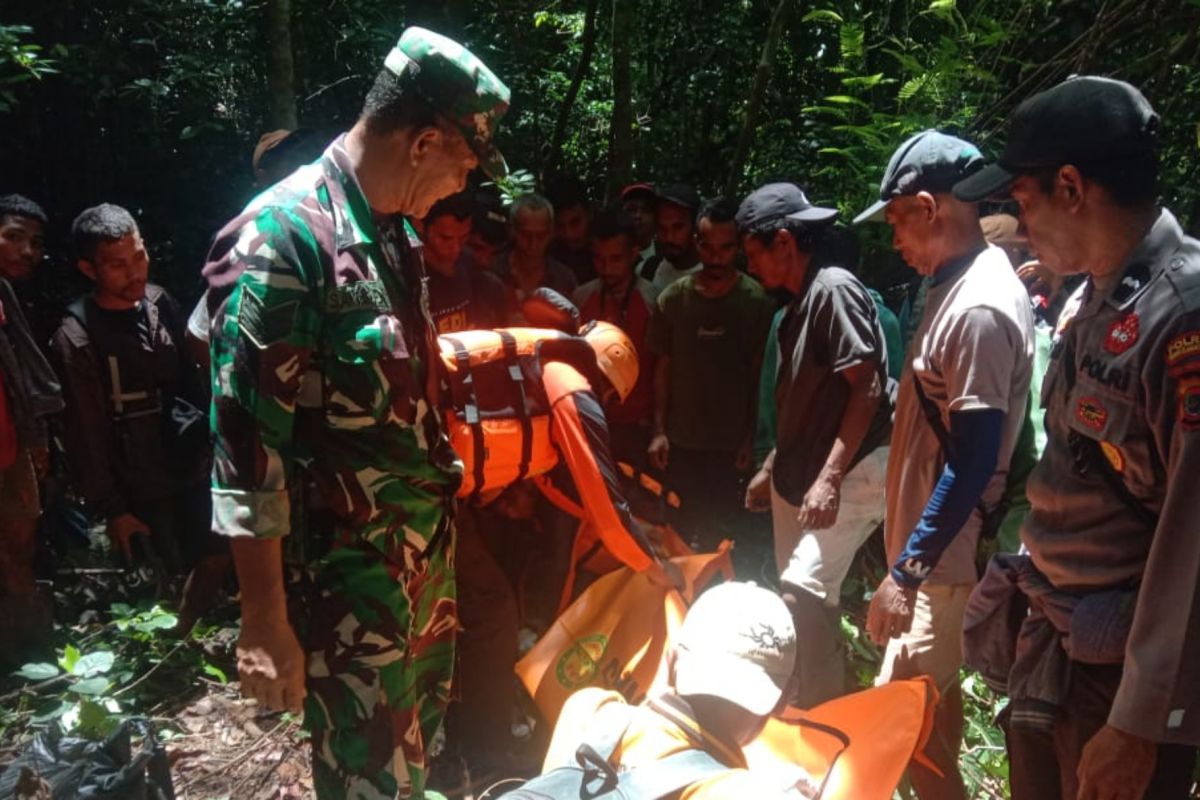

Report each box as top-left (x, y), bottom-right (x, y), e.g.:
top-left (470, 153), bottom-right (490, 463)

top-left (438, 328), bottom-right (653, 572)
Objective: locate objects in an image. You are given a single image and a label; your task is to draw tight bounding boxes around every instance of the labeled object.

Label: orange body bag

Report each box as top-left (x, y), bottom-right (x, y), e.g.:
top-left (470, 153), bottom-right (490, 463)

top-left (438, 327), bottom-right (602, 500)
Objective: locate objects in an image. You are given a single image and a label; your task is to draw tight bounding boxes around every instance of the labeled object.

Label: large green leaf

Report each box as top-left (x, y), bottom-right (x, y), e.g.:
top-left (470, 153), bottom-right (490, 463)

top-left (802, 9), bottom-right (843, 24)
top-left (72, 651), bottom-right (115, 678)
top-left (14, 662), bottom-right (60, 681)
top-left (70, 677), bottom-right (111, 696)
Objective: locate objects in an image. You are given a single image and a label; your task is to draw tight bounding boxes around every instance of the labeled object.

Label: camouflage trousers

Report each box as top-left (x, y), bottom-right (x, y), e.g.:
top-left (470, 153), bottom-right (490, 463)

top-left (291, 533), bottom-right (457, 799)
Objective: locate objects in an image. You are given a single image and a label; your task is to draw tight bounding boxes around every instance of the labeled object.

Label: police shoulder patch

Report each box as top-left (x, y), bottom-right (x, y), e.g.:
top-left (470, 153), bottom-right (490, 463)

top-left (1166, 330), bottom-right (1200, 376)
top-left (1177, 374), bottom-right (1200, 431)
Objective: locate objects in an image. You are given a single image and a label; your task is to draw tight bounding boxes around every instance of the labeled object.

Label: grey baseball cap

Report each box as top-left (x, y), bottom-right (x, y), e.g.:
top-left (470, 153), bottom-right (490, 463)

top-left (853, 130), bottom-right (985, 224)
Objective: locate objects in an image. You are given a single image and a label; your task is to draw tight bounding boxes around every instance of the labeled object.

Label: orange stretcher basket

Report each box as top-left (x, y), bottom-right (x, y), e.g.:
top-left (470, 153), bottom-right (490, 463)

top-left (517, 549), bottom-right (938, 798)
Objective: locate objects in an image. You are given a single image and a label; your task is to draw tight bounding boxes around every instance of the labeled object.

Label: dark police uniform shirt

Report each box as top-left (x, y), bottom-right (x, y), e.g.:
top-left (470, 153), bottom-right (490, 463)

top-left (1022, 209), bottom-right (1200, 745)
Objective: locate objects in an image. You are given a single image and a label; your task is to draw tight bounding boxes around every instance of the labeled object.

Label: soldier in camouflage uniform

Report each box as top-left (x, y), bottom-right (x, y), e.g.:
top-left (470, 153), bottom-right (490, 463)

top-left (202, 28), bottom-right (510, 799)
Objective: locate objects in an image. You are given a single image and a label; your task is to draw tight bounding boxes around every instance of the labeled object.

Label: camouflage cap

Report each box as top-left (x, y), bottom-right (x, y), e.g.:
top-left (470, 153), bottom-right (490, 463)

top-left (384, 27), bottom-right (511, 178)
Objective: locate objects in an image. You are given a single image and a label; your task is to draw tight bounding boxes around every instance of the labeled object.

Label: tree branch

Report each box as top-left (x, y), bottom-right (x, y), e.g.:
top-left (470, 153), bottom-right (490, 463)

top-left (724, 0), bottom-right (794, 197)
top-left (545, 0), bottom-right (600, 179)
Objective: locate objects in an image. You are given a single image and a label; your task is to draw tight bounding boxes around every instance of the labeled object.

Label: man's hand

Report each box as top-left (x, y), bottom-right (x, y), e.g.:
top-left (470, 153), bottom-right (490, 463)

top-left (797, 471), bottom-right (842, 530)
top-left (866, 573), bottom-right (917, 646)
top-left (107, 513), bottom-right (151, 563)
top-left (1077, 724), bottom-right (1156, 800)
top-left (644, 559), bottom-right (686, 593)
top-left (1016, 259), bottom-right (1050, 286)
top-left (29, 447), bottom-right (49, 480)
top-left (236, 615), bottom-right (307, 714)
top-left (745, 468), bottom-right (772, 512)
top-left (647, 433), bottom-right (670, 470)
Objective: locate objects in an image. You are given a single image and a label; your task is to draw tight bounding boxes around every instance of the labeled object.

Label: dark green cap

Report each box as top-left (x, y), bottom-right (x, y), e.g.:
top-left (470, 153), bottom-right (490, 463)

top-left (384, 27), bottom-right (512, 178)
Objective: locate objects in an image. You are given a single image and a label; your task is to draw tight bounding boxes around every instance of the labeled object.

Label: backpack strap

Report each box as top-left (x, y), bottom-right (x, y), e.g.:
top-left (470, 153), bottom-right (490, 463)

top-left (444, 334), bottom-right (486, 503)
top-left (64, 297), bottom-right (159, 421)
top-left (497, 330), bottom-right (533, 483)
top-left (573, 704), bottom-right (727, 800)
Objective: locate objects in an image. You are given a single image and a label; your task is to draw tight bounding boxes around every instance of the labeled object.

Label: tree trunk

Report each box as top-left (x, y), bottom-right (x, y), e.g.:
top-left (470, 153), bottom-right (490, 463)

top-left (607, 0), bottom-right (634, 202)
top-left (264, 0), bottom-right (297, 129)
top-left (724, 0), bottom-right (792, 197)
top-left (545, 0), bottom-right (601, 179)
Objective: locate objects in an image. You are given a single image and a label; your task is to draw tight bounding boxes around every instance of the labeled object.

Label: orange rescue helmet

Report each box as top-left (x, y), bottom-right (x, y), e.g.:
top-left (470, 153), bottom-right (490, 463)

top-left (581, 321), bottom-right (638, 403)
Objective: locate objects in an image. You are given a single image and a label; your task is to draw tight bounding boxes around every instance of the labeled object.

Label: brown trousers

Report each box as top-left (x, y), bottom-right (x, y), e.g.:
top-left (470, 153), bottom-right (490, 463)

top-left (1005, 662), bottom-right (1195, 799)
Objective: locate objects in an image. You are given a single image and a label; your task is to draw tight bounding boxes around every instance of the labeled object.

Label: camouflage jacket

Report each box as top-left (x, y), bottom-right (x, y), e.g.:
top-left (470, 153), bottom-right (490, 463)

top-left (203, 135), bottom-right (462, 567)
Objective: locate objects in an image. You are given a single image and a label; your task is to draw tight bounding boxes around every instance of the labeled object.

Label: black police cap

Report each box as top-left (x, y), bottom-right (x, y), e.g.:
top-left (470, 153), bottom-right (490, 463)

top-left (954, 75), bottom-right (1159, 202)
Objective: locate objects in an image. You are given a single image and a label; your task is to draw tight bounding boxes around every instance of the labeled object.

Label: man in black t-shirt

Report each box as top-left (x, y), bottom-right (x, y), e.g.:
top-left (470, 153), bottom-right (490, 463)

top-left (422, 191), bottom-right (508, 333)
top-left (738, 184), bottom-right (894, 708)
top-left (51, 204), bottom-right (209, 574)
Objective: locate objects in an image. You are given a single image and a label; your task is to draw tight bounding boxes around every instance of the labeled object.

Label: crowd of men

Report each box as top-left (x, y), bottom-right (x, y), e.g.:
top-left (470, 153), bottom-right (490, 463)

top-left (1, 23), bottom-right (1198, 800)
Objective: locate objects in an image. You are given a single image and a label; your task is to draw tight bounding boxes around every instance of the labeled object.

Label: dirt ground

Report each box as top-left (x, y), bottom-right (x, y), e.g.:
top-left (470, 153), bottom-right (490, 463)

top-left (168, 685), bottom-right (312, 800)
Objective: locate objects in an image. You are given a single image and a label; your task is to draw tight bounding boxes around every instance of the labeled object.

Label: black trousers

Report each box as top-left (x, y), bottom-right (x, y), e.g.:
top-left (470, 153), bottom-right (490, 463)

top-left (1005, 662), bottom-right (1195, 799)
top-left (664, 445), bottom-right (750, 553)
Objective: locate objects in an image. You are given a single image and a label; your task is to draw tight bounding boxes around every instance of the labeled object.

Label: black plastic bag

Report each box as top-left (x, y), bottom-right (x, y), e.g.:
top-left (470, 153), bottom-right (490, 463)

top-left (0, 718), bottom-right (175, 800)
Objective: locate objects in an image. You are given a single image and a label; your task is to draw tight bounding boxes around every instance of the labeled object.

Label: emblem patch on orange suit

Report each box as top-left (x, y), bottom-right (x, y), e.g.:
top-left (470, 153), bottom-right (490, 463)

top-left (1076, 396), bottom-right (1108, 432)
top-left (1105, 314), bottom-right (1139, 355)
top-left (556, 633), bottom-right (607, 690)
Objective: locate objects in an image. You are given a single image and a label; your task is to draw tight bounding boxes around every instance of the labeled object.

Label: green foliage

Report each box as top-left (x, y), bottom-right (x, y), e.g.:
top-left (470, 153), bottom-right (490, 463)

top-left (488, 168), bottom-right (538, 206)
top-left (4, 602), bottom-right (232, 743)
top-left (5, 0), bottom-right (1199, 307)
top-left (0, 23), bottom-right (58, 112)
top-left (961, 673), bottom-right (1010, 796)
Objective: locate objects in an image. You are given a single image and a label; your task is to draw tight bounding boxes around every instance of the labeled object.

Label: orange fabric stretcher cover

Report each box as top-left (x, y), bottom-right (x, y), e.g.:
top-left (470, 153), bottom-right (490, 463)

top-left (744, 677), bottom-right (939, 800)
top-left (518, 549), bottom-right (938, 799)
top-left (516, 546), bottom-right (734, 728)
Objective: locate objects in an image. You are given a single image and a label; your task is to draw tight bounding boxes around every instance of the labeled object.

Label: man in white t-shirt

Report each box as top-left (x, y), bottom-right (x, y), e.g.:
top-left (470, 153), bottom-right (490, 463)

top-left (854, 130), bottom-right (1034, 800)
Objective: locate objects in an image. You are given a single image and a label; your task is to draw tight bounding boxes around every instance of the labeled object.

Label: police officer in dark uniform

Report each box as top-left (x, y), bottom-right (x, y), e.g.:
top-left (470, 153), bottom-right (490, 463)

top-left (955, 76), bottom-right (1200, 800)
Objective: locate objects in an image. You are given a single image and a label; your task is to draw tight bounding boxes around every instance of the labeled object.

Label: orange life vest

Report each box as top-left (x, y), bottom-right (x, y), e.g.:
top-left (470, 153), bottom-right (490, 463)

top-left (438, 327), bottom-right (604, 501)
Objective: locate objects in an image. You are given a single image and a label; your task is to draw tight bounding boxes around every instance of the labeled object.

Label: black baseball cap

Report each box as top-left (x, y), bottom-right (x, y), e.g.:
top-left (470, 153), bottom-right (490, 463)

top-left (736, 183), bottom-right (838, 232)
top-left (656, 183), bottom-right (701, 212)
top-left (953, 76), bottom-right (1159, 202)
top-left (854, 130), bottom-right (985, 224)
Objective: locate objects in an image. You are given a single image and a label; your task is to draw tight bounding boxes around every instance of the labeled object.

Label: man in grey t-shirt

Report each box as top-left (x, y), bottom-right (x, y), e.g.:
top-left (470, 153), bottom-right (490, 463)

top-left (856, 131), bottom-right (1034, 800)
top-left (738, 183), bottom-right (894, 708)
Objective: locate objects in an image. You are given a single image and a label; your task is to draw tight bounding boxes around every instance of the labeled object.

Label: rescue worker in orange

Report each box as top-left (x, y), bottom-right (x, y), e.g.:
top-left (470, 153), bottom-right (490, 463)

top-left (435, 298), bottom-right (681, 787)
